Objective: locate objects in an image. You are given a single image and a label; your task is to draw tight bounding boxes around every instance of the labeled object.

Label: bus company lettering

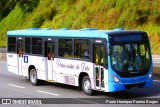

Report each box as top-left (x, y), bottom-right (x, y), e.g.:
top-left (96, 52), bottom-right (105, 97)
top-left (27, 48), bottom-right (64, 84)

top-left (56, 59), bottom-right (89, 72)
top-left (81, 62), bottom-right (89, 72)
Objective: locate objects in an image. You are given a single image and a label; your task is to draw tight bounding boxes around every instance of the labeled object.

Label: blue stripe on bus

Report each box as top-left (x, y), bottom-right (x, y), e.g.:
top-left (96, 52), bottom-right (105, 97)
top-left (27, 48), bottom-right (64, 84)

top-left (7, 30), bottom-right (110, 37)
top-left (7, 30), bottom-right (144, 38)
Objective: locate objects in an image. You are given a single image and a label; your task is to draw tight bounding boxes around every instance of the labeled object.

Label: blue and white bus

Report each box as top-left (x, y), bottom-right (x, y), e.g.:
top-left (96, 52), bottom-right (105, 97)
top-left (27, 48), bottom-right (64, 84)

top-left (7, 28), bottom-right (153, 95)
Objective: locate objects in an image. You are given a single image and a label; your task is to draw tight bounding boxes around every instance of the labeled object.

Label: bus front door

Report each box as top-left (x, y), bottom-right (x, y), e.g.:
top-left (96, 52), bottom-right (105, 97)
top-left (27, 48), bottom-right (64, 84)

top-left (94, 44), bottom-right (105, 90)
top-left (46, 42), bottom-right (55, 81)
top-left (17, 40), bottom-right (24, 76)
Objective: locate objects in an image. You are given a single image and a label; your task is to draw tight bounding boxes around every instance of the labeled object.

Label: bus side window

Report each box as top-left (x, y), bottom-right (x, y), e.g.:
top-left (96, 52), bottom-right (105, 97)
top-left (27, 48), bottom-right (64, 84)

top-left (100, 46), bottom-right (104, 65)
top-left (32, 38), bottom-right (42, 55)
top-left (8, 37), bottom-right (16, 52)
top-left (25, 37), bottom-right (31, 54)
top-left (58, 39), bottom-right (72, 58)
top-left (105, 47), bottom-right (108, 67)
top-left (74, 39), bottom-right (90, 59)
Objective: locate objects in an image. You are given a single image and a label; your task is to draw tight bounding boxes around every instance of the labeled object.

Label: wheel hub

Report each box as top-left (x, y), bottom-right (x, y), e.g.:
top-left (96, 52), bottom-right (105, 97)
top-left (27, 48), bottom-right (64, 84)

top-left (31, 71), bottom-right (36, 83)
top-left (84, 80), bottom-right (91, 92)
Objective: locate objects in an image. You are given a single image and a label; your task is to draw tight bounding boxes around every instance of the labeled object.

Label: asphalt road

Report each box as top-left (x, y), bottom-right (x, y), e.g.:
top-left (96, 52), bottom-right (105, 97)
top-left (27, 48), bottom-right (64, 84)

top-left (0, 61), bottom-right (160, 107)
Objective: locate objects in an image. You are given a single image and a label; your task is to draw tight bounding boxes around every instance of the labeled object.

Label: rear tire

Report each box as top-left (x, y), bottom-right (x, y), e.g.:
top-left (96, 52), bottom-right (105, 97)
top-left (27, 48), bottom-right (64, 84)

top-left (29, 68), bottom-right (40, 86)
top-left (82, 76), bottom-right (94, 95)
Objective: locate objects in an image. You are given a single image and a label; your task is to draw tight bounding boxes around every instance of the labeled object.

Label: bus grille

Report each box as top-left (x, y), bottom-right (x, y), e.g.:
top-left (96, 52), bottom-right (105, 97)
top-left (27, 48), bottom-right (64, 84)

top-left (124, 82), bottom-right (146, 89)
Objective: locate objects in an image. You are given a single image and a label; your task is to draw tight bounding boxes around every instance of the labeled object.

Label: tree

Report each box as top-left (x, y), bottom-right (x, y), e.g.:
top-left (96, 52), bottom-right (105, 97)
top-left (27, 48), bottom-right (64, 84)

top-left (0, 0), bottom-right (17, 20)
top-left (18, 0), bottom-right (40, 12)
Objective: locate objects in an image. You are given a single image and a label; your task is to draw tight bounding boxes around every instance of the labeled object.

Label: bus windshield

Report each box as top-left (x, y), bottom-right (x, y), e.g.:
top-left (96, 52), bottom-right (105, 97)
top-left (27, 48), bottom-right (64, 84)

top-left (110, 34), bottom-right (151, 77)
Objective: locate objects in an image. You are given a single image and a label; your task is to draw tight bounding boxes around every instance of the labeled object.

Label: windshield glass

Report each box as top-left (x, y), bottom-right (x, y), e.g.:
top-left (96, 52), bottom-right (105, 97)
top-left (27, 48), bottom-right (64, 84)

top-left (110, 43), bottom-right (151, 77)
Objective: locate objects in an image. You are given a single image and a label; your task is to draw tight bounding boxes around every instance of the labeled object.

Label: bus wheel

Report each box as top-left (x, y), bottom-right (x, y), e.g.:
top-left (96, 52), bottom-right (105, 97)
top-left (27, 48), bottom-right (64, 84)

top-left (82, 76), bottom-right (93, 95)
top-left (29, 69), bottom-right (39, 86)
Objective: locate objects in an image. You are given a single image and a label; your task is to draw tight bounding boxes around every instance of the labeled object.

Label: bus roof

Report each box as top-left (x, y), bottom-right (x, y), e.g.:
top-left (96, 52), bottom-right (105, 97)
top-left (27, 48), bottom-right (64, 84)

top-left (7, 28), bottom-right (146, 38)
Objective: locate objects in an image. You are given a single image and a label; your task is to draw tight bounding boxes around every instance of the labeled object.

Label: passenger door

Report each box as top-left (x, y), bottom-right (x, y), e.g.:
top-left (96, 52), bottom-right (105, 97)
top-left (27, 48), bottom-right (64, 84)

top-left (93, 44), bottom-right (105, 90)
top-left (17, 40), bottom-right (24, 76)
top-left (45, 42), bottom-right (55, 81)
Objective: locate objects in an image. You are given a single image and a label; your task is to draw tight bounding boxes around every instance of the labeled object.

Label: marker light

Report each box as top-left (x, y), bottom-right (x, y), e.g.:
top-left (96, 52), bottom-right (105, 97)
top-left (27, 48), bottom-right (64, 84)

top-left (112, 75), bottom-right (121, 83)
top-left (48, 38), bottom-right (51, 41)
top-left (43, 28), bottom-right (52, 30)
top-left (79, 28), bottom-right (98, 31)
top-left (59, 28), bottom-right (69, 30)
top-left (148, 72), bottom-right (152, 79)
top-left (114, 28), bottom-right (124, 30)
top-left (95, 40), bottom-right (102, 43)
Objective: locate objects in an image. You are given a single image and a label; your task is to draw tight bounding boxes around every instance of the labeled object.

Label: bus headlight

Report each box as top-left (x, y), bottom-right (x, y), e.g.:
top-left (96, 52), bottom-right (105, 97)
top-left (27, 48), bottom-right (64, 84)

top-left (112, 75), bottom-right (121, 83)
top-left (148, 72), bottom-right (152, 79)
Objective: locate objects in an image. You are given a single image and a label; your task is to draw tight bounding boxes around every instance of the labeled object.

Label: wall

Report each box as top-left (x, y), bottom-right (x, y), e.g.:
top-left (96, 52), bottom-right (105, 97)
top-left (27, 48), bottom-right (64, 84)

top-left (0, 48), bottom-right (6, 61)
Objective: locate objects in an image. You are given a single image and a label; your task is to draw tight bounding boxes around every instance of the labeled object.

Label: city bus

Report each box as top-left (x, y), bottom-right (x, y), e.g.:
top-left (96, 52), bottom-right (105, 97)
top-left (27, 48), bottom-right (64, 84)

top-left (7, 28), bottom-right (153, 95)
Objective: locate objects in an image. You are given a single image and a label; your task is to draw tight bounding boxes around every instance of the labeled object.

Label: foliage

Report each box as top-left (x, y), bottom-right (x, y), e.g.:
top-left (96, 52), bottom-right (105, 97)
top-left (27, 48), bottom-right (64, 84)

top-left (155, 14), bottom-right (160, 25)
top-left (0, 6), bottom-right (24, 41)
top-left (148, 33), bottom-right (160, 54)
top-left (0, 41), bottom-right (6, 48)
top-left (0, 0), bottom-right (17, 20)
top-left (43, 6), bottom-right (57, 20)
top-left (135, 9), bottom-right (150, 25)
top-left (31, 14), bottom-right (45, 28)
top-left (17, 0), bottom-right (40, 12)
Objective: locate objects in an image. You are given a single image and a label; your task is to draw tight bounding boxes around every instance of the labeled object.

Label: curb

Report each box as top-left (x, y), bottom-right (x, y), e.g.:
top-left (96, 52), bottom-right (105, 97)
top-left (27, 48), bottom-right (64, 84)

top-left (0, 53), bottom-right (6, 61)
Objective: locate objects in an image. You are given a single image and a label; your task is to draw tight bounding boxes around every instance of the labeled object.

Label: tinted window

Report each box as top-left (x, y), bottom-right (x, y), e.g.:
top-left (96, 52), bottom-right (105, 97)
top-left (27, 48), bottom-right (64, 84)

top-left (8, 37), bottom-right (16, 52)
top-left (74, 39), bottom-right (90, 59)
top-left (25, 37), bottom-right (30, 53)
top-left (110, 43), bottom-right (151, 77)
top-left (32, 38), bottom-right (42, 55)
top-left (58, 39), bottom-right (72, 58)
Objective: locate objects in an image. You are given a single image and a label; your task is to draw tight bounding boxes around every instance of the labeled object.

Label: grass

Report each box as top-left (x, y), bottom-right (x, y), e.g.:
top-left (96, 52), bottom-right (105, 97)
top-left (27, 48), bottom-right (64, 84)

top-left (0, 0), bottom-right (160, 54)
top-left (0, 41), bottom-right (6, 48)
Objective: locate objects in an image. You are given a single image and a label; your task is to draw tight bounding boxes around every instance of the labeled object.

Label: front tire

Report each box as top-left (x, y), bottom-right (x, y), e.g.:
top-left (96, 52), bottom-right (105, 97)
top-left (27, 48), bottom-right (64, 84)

top-left (29, 68), bottom-right (39, 86)
top-left (82, 76), bottom-right (94, 95)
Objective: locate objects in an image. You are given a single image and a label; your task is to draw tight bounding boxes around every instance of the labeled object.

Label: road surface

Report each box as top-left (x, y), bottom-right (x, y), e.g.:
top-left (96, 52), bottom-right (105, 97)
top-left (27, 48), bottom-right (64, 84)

top-left (0, 61), bottom-right (159, 107)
